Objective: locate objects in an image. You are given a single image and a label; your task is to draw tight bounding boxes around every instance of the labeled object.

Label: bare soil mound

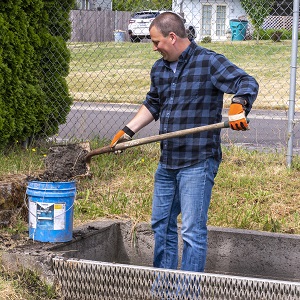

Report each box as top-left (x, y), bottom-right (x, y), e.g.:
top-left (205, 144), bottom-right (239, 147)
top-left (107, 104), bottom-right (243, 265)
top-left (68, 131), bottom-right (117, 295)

top-left (28, 143), bottom-right (90, 182)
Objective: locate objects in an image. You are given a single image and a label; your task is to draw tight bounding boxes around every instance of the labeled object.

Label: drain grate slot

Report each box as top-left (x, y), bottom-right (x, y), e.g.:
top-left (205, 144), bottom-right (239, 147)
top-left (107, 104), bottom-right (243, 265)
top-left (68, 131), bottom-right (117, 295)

top-left (53, 257), bottom-right (300, 300)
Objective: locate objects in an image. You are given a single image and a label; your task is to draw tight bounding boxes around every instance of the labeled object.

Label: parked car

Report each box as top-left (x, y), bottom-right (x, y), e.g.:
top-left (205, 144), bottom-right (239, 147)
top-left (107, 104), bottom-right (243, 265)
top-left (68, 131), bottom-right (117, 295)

top-left (128, 11), bottom-right (197, 42)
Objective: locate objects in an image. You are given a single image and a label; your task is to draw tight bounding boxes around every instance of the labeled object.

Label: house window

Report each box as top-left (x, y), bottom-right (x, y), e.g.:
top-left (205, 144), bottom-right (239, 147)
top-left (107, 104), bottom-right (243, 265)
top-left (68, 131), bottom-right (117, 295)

top-left (201, 3), bottom-right (228, 40)
top-left (216, 5), bottom-right (226, 36)
top-left (202, 5), bottom-right (212, 36)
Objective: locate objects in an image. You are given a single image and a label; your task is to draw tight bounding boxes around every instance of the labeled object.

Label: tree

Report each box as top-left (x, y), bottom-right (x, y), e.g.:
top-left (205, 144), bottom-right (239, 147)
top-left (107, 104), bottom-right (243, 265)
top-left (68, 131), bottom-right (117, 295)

top-left (240, 0), bottom-right (276, 41)
top-left (0, 0), bottom-right (74, 148)
top-left (112, 0), bottom-right (172, 12)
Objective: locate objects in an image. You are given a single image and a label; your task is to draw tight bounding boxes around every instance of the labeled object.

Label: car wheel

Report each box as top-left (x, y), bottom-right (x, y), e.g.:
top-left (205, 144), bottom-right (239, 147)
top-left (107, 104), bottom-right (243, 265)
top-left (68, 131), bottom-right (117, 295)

top-left (130, 35), bottom-right (141, 43)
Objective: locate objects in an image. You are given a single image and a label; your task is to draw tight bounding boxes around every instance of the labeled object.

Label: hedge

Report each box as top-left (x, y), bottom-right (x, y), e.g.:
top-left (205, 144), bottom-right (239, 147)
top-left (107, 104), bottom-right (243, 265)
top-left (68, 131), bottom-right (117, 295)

top-left (254, 28), bottom-right (294, 41)
top-left (0, 0), bottom-right (75, 148)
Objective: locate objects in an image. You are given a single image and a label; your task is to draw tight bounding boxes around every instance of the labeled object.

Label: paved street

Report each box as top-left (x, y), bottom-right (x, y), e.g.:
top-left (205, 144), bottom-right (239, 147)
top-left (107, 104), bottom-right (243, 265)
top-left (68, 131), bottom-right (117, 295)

top-left (58, 102), bottom-right (300, 154)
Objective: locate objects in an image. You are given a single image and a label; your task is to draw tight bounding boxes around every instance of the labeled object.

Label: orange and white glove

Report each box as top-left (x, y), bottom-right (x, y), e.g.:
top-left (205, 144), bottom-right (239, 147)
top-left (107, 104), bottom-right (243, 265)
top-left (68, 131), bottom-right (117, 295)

top-left (110, 126), bottom-right (135, 148)
top-left (228, 97), bottom-right (248, 131)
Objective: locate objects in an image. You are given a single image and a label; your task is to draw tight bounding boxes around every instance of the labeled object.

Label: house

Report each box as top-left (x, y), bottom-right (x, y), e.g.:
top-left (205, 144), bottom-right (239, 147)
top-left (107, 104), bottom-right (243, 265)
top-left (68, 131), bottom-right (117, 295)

top-left (75, 0), bottom-right (112, 11)
top-left (172, 0), bottom-right (247, 41)
top-left (172, 0), bottom-right (293, 41)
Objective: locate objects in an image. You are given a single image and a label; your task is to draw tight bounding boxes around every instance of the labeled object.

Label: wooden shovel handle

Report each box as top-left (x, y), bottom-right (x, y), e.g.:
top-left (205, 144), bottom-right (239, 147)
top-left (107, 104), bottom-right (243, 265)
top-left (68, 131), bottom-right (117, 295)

top-left (84, 121), bottom-right (229, 162)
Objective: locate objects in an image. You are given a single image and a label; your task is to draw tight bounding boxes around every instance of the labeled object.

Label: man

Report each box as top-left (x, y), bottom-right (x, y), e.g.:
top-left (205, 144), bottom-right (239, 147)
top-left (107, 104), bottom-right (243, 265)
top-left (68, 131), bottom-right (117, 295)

top-left (111, 12), bottom-right (258, 273)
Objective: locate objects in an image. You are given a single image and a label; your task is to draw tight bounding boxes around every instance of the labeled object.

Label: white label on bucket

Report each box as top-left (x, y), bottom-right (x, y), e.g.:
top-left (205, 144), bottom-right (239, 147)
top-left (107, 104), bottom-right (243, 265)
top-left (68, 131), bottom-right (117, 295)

top-left (29, 201), bottom-right (37, 229)
top-left (53, 203), bottom-right (66, 230)
top-left (29, 201), bottom-right (66, 230)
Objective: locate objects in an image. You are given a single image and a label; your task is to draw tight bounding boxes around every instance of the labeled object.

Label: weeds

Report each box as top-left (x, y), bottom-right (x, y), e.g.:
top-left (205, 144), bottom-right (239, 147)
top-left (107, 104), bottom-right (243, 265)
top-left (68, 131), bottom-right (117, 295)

top-left (73, 143), bottom-right (300, 234)
top-left (0, 146), bottom-right (46, 177)
top-left (1, 142), bottom-right (300, 233)
top-left (1, 141), bottom-right (300, 298)
top-left (210, 147), bottom-right (300, 234)
top-left (0, 265), bottom-right (59, 300)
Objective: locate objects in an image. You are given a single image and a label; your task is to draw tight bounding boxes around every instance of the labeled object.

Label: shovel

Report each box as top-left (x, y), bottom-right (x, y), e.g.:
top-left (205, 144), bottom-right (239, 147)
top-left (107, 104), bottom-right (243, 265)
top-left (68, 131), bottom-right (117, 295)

top-left (84, 120), bottom-right (230, 164)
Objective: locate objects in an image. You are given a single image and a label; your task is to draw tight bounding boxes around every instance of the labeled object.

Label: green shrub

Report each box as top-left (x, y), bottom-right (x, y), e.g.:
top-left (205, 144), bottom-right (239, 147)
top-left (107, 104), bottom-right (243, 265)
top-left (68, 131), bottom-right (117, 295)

top-left (0, 0), bottom-right (74, 148)
top-left (39, 0), bottom-right (74, 137)
top-left (253, 28), bottom-right (293, 41)
top-left (201, 36), bottom-right (212, 43)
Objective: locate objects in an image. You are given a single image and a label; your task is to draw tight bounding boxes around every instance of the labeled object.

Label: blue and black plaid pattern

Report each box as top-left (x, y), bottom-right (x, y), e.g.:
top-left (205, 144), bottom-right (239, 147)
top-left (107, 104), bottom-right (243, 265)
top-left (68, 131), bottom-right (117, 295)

top-left (143, 41), bottom-right (259, 169)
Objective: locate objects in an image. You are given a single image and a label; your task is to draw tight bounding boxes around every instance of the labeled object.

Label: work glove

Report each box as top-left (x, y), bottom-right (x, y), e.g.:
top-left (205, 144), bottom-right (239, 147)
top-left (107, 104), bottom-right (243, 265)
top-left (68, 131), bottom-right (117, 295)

top-left (110, 126), bottom-right (135, 148)
top-left (228, 97), bottom-right (248, 131)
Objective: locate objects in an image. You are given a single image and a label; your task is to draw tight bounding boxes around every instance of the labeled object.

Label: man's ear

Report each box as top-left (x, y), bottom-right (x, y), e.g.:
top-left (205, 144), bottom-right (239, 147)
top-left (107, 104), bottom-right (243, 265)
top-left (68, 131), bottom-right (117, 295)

top-left (169, 32), bottom-right (176, 43)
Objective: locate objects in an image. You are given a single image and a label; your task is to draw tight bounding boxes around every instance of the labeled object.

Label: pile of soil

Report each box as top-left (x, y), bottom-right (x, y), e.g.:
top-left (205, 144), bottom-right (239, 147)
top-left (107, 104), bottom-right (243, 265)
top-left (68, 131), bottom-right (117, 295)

top-left (0, 144), bottom-right (91, 245)
top-left (29, 143), bottom-right (90, 182)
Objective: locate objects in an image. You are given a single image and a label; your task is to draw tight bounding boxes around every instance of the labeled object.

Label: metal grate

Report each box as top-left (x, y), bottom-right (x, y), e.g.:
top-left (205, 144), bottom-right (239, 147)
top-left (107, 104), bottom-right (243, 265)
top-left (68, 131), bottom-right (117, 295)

top-left (53, 257), bottom-right (300, 300)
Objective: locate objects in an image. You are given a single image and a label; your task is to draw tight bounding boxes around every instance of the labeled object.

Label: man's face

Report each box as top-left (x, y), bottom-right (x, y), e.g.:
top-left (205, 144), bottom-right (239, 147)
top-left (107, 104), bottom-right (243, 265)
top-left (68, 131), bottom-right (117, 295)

top-left (150, 26), bottom-right (177, 62)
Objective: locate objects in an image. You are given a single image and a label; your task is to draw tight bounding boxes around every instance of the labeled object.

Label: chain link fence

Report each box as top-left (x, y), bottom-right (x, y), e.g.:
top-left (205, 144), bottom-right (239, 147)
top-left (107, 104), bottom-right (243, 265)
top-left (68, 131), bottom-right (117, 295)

top-left (48, 1), bottom-right (300, 159)
top-left (42, 2), bottom-right (300, 298)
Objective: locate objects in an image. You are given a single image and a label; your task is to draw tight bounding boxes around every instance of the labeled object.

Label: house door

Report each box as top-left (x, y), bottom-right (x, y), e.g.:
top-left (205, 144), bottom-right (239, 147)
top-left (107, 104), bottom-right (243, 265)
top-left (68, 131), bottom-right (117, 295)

top-left (202, 4), bottom-right (227, 40)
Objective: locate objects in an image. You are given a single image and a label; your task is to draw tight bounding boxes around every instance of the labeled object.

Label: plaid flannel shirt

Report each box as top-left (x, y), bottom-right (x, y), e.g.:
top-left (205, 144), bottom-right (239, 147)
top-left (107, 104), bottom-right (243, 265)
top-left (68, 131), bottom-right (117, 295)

top-left (143, 41), bottom-right (259, 169)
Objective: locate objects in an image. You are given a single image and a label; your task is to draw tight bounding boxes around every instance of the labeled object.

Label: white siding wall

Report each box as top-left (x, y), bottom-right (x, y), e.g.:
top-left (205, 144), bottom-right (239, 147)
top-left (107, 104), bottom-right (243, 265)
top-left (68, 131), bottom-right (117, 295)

top-left (173, 0), bottom-right (247, 41)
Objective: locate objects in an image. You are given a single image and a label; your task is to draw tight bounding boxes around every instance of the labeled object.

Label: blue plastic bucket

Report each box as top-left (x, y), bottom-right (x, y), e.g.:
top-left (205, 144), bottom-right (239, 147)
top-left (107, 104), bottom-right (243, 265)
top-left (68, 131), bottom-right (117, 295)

top-left (230, 19), bottom-right (248, 41)
top-left (114, 30), bottom-right (125, 42)
top-left (26, 181), bottom-right (76, 243)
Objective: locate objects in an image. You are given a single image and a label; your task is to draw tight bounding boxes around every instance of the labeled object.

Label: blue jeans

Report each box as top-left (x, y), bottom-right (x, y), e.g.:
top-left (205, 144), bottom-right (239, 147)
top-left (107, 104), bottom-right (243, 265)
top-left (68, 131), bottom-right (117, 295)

top-left (151, 157), bottom-right (220, 272)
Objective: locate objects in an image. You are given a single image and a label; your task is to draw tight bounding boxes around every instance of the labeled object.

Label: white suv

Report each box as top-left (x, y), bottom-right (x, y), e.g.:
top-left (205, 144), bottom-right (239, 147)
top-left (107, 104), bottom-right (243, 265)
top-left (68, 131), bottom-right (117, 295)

top-left (128, 11), bottom-right (197, 42)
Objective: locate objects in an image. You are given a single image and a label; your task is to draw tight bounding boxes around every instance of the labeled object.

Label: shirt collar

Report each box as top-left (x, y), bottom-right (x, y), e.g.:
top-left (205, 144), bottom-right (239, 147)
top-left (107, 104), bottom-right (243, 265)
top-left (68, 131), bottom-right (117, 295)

top-left (163, 41), bottom-right (198, 67)
top-left (178, 41), bottom-right (197, 62)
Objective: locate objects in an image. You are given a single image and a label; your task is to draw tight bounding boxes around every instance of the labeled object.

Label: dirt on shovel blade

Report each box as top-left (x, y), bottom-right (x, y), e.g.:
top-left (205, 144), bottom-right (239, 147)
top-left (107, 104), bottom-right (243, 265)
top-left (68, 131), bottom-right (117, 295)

top-left (29, 143), bottom-right (90, 182)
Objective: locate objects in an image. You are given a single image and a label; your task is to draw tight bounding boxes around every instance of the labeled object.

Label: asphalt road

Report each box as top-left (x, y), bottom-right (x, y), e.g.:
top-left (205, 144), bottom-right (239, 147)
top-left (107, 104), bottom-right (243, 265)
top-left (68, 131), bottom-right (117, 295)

top-left (58, 102), bottom-right (300, 153)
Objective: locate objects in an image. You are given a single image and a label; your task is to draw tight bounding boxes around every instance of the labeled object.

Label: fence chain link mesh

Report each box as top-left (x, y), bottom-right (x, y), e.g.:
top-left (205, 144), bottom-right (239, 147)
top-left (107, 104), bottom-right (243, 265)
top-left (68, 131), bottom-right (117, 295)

top-left (53, 257), bottom-right (300, 299)
top-left (46, 0), bottom-right (300, 156)
top-left (47, 1), bottom-right (300, 298)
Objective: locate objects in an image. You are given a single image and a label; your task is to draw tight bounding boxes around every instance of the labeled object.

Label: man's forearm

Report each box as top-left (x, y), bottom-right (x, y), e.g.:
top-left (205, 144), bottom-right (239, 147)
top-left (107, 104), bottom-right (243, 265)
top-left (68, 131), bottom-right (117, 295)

top-left (126, 105), bottom-right (155, 133)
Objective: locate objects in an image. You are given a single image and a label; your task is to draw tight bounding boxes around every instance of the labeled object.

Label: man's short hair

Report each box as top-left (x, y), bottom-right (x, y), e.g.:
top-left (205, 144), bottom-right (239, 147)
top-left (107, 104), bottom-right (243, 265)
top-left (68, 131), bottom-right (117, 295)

top-left (150, 12), bottom-right (187, 38)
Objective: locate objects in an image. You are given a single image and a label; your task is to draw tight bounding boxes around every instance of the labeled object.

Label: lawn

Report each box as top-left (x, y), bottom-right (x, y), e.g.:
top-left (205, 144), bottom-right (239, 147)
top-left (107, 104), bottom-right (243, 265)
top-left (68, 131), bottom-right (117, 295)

top-left (1, 39), bottom-right (300, 300)
top-left (1, 141), bottom-right (300, 234)
top-left (67, 40), bottom-right (298, 110)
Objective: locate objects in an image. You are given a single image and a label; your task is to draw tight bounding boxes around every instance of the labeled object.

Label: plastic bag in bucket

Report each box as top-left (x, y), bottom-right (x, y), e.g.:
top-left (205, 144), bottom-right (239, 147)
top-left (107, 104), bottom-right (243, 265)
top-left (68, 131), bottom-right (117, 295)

top-left (26, 181), bottom-right (76, 243)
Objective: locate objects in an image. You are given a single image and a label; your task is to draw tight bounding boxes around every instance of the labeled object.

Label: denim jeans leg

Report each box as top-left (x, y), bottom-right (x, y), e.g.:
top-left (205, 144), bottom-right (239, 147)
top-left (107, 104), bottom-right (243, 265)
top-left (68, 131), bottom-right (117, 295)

top-left (179, 158), bottom-right (220, 272)
top-left (151, 164), bottom-right (181, 270)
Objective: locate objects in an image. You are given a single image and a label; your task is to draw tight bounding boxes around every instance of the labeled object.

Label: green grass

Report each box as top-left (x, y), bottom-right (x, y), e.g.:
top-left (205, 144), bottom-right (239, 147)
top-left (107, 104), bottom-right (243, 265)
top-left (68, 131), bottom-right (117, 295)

top-left (72, 143), bottom-right (300, 234)
top-left (0, 147), bottom-right (46, 177)
top-left (67, 40), bottom-right (298, 110)
top-left (211, 147), bottom-right (300, 233)
top-left (2, 21), bottom-right (299, 300)
top-left (1, 141), bottom-right (300, 299)
top-left (0, 263), bottom-right (59, 300)
top-left (1, 141), bottom-right (300, 234)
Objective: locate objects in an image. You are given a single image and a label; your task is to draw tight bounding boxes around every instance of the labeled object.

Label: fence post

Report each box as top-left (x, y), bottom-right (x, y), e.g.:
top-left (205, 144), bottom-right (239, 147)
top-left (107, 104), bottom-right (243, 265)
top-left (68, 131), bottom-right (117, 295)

top-left (286, 0), bottom-right (300, 168)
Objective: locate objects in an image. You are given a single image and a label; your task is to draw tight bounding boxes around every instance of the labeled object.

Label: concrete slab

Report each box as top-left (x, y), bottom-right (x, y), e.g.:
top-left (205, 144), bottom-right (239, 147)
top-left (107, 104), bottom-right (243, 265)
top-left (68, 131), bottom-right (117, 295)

top-left (206, 226), bottom-right (300, 282)
top-left (1, 219), bottom-right (300, 285)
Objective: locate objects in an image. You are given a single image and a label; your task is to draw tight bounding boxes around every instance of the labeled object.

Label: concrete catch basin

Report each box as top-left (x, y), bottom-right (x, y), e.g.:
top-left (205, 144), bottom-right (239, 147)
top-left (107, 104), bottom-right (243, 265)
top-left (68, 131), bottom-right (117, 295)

top-left (2, 219), bottom-right (300, 299)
